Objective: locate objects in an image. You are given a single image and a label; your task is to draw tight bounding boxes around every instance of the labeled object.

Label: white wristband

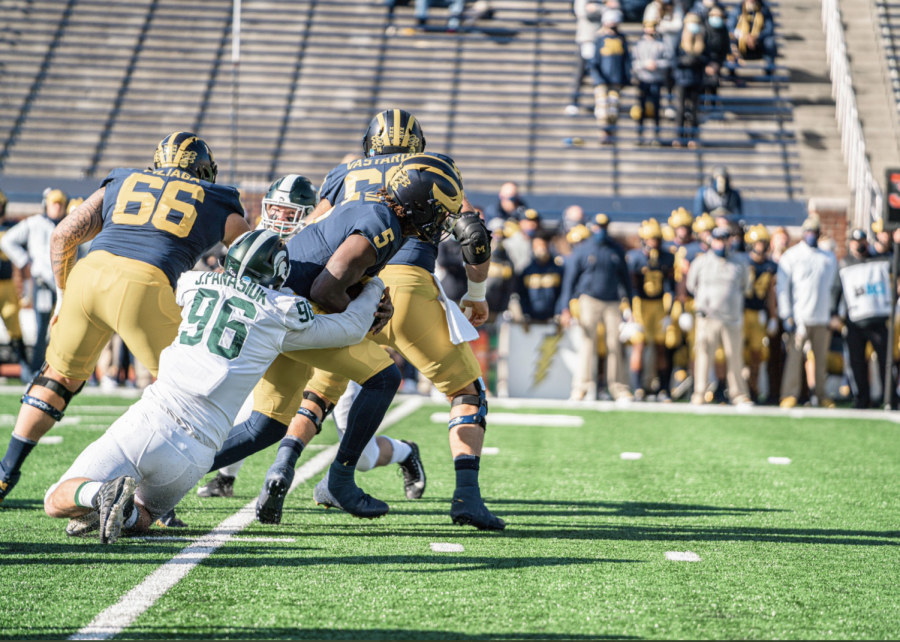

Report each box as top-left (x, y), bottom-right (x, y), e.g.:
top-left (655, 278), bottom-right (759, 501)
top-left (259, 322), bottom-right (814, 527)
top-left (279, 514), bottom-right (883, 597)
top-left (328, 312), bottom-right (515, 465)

top-left (466, 279), bottom-right (487, 301)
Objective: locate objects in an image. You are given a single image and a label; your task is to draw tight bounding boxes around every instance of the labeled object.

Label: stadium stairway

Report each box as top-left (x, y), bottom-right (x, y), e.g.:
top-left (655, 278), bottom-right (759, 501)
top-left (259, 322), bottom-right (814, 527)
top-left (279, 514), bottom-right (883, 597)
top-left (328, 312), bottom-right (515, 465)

top-left (861, 0), bottom-right (900, 183)
top-left (777, 0), bottom-right (852, 204)
top-left (0, 0), bottom-right (807, 220)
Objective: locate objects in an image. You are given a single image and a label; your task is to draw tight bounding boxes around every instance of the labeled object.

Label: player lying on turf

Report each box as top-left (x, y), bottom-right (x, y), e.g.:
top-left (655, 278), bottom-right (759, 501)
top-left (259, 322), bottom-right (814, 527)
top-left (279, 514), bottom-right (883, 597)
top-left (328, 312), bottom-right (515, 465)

top-left (0, 132), bottom-right (251, 509)
top-left (205, 153), bottom-right (464, 521)
top-left (43, 231), bottom-right (386, 544)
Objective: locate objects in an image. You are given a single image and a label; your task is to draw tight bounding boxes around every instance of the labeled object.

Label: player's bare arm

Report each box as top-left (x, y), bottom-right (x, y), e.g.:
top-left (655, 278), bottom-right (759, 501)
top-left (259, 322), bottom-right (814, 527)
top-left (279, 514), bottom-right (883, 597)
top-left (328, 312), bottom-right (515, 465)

top-left (222, 212), bottom-right (253, 246)
top-left (49, 186), bottom-right (105, 290)
top-left (308, 198), bottom-right (333, 222)
top-left (311, 234), bottom-right (379, 313)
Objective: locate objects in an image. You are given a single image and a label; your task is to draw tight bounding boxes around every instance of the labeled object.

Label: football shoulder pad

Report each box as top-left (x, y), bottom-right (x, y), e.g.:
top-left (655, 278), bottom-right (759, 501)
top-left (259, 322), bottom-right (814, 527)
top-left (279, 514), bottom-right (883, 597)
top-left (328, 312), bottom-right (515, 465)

top-left (453, 213), bottom-right (491, 265)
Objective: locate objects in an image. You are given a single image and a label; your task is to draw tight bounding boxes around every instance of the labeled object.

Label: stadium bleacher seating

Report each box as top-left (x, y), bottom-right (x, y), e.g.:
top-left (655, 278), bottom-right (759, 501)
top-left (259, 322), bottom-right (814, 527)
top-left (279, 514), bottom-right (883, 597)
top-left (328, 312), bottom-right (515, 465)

top-left (0, 0), bottom-right (801, 209)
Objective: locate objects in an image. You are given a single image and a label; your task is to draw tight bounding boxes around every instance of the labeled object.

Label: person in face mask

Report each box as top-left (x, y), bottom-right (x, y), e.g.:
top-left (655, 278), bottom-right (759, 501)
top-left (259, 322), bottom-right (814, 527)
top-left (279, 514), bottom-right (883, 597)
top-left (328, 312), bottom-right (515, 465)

top-left (831, 229), bottom-right (895, 408)
top-left (517, 233), bottom-right (565, 323)
top-left (631, 20), bottom-right (671, 145)
top-left (559, 213), bottom-right (634, 401)
top-left (693, 165), bottom-right (743, 218)
top-left (775, 216), bottom-right (838, 408)
top-left (686, 227), bottom-right (752, 405)
top-left (673, 13), bottom-right (708, 147)
top-left (704, 6), bottom-right (730, 90)
top-left (727, 0), bottom-right (777, 72)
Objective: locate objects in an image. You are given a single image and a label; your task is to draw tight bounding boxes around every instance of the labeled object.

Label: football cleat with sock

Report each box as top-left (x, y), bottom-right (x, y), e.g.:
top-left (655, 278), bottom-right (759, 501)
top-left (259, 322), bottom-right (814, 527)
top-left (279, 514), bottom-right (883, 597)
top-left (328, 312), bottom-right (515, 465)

top-left (96, 476), bottom-right (136, 544)
top-left (450, 487), bottom-right (506, 531)
top-left (0, 461), bottom-right (20, 507)
top-left (256, 463), bottom-right (294, 524)
top-left (313, 471), bottom-right (389, 519)
top-left (197, 473), bottom-right (235, 498)
top-left (66, 511), bottom-right (100, 537)
top-left (397, 440), bottom-right (426, 500)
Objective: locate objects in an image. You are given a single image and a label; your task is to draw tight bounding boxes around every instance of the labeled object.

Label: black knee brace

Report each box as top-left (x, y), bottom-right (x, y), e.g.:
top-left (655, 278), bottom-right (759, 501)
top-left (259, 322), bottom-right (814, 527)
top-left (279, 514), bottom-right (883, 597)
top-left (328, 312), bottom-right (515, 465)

top-left (297, 390), bottom-right (335, 435)
top-left (449, 377), bottom-right (488, 430)
top-left (21, 362), bottom-right (85, 422)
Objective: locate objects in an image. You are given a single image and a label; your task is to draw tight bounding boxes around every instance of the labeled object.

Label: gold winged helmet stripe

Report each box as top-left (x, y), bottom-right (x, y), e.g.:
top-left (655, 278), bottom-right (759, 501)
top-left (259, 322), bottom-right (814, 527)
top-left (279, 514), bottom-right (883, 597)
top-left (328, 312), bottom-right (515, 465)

top-left (392, 109), bottom-right (402, 146)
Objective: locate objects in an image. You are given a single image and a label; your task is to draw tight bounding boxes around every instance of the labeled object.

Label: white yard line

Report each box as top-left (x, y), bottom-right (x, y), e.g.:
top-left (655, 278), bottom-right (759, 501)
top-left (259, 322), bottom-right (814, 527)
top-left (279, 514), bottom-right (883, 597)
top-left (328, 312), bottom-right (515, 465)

top-left (430, 542), bottom-right (464, 553)
top-left (666, 551), bottom-right (701, 562)
top-left (69, 396), bottom-right (424, 641)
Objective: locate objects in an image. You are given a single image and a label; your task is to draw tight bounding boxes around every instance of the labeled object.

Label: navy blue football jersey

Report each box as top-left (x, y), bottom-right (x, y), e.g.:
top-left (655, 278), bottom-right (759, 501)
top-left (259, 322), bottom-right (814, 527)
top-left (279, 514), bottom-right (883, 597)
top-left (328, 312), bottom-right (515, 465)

top-left (626, 247), bottom-right (675, 300)
top-left (89, 168), bottom-right (243, 287)
top-left (745, 257), bottom-right (777, 311)
top-left (284, 199), bottom-right (404, 299)
top-left (0, 220), bottom-right (16, 280)
top-left (318, 152), bottom-right (458, 274)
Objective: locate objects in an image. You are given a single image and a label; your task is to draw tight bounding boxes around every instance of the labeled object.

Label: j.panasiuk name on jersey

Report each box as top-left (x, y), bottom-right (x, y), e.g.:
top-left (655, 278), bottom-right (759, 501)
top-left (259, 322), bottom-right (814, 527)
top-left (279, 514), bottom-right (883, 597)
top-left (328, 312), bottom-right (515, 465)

top-left (193, 271), bottom-right (269, 303)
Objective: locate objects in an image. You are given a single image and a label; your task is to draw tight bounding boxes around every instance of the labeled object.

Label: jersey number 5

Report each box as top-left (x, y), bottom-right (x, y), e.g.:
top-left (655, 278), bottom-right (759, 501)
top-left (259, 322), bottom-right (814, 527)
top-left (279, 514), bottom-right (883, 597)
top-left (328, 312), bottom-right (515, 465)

top-left (179, 288), bottom-right (258, 360)
top-left (112, 174), bottom-right (204, 238)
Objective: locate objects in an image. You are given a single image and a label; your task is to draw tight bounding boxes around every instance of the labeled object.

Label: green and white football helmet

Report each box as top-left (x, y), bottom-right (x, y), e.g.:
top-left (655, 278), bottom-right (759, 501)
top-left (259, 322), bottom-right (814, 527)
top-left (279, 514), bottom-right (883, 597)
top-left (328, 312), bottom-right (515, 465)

top-left (224, 230), bottom-right (290, 289)
top-left (261, 174), bottom-right (317, 238)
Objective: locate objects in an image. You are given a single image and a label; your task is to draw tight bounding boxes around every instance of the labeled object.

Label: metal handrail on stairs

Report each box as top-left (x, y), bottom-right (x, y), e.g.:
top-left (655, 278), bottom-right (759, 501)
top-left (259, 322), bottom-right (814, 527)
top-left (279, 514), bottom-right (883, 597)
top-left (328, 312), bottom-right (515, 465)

top-left (822, 0), bottom-right (883, 228)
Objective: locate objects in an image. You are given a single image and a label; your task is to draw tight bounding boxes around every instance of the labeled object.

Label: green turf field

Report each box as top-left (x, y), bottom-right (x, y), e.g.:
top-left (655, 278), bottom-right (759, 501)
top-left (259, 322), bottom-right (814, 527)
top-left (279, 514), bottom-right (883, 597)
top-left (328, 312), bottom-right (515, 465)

top-left (1, 394), bottom-right (899, 639)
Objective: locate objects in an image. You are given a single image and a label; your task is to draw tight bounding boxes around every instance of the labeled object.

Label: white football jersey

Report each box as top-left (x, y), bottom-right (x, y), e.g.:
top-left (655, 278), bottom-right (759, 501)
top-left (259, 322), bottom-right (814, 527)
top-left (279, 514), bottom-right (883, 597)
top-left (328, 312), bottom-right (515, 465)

top-left (141, 271), bottom-right (382, 449)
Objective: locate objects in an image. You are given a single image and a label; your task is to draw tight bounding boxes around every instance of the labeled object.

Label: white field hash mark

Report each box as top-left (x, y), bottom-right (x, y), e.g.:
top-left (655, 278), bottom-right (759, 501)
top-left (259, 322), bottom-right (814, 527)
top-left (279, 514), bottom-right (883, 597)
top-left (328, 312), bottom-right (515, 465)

top-left (481, 447), bottom-right (500, 455)
top-left (431, 543), bottom-right (464, 553)
top-left (620, 452), bottom-right (642, 460)
top-left (768, 457), bottom-right (792, 465)
top-left (68, 396), bottom-right (425, 641)
top-left (39, 436), bottom-right (63, 444)
top-left (666, 551), bottom-right (701, 562)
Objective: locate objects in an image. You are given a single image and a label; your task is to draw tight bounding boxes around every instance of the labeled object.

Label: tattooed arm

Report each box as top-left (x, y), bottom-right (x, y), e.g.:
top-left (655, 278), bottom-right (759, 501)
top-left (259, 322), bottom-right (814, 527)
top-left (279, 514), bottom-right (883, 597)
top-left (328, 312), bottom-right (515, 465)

top-left (50, 187), bottom-right (105, 290)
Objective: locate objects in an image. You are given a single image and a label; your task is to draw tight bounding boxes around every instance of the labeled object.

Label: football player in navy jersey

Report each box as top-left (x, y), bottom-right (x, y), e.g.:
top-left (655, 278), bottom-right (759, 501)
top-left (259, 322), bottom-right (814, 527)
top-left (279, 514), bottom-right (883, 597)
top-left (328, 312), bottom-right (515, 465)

top-left (249, 109), bottom-right (502, 530)
top-left (0, 132), bottom-right (251, 507)
top-left (210, 153), bottom-right (466, 522)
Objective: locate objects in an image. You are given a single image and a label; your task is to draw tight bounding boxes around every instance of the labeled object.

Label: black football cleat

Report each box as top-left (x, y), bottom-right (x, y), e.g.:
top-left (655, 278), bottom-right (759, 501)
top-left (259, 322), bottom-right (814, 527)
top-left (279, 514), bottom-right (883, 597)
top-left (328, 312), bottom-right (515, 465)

top-left (313, 471), bottom-right (389, 519)
top-left (97, 476), bottom-right (136, 544)
top-left (197, 473), bottom-right (235, 498)
top-left (256, 463), bottom-right (294, 525)
top-left (397, 440), bottom-right (426, 500)
top-left (0, 461), bottom-right (20, 507)
top-left (155, 508), bottom-right (187, 528)
top-left (450, 487), bottom-right (505, 531)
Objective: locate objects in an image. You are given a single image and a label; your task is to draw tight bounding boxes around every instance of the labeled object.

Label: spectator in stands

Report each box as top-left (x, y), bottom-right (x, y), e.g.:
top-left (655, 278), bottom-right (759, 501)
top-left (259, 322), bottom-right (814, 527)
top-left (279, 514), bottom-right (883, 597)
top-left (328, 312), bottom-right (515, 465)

top-left (0, 189), bottom-right (68, 381)
top-left (632, 20), bottom-right (671, 144)
top-left (776, 217), bottom-right (838, 408)
top-left (646, 0), bottom-right (685, 57)
top-left (627, 219), bottom-right (676, 401)
top-left (568, 1), bottom-right (605, 115)
top-left (561, 214), bottom-right (634, 401)
top-left (590, 10), bottom-right (630, 144)
top-left (832, 229), bottom-right (893, 408)
top-left (673, 13), bottom-right (708, 147)
top-left (687, 227), bottom-right (752, 405)
top-left (518, 233), bottom-right (565, 322)
top-left (485, 181), bottom-right (526, 221)
top-left (704, 6), bottom-right (731, 87)
top-left (413, 0), bottom-right (467, 31)
top-left (693, 166), bottom-right (742, 217)
top-left (728, 0), bottom-right (777, 73)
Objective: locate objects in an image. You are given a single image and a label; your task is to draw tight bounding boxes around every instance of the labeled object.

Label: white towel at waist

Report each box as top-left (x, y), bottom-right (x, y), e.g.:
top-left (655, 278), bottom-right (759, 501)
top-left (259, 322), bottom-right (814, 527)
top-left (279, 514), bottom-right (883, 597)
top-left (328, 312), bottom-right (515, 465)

top-left (432, 274), bottom-right (479, 345)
